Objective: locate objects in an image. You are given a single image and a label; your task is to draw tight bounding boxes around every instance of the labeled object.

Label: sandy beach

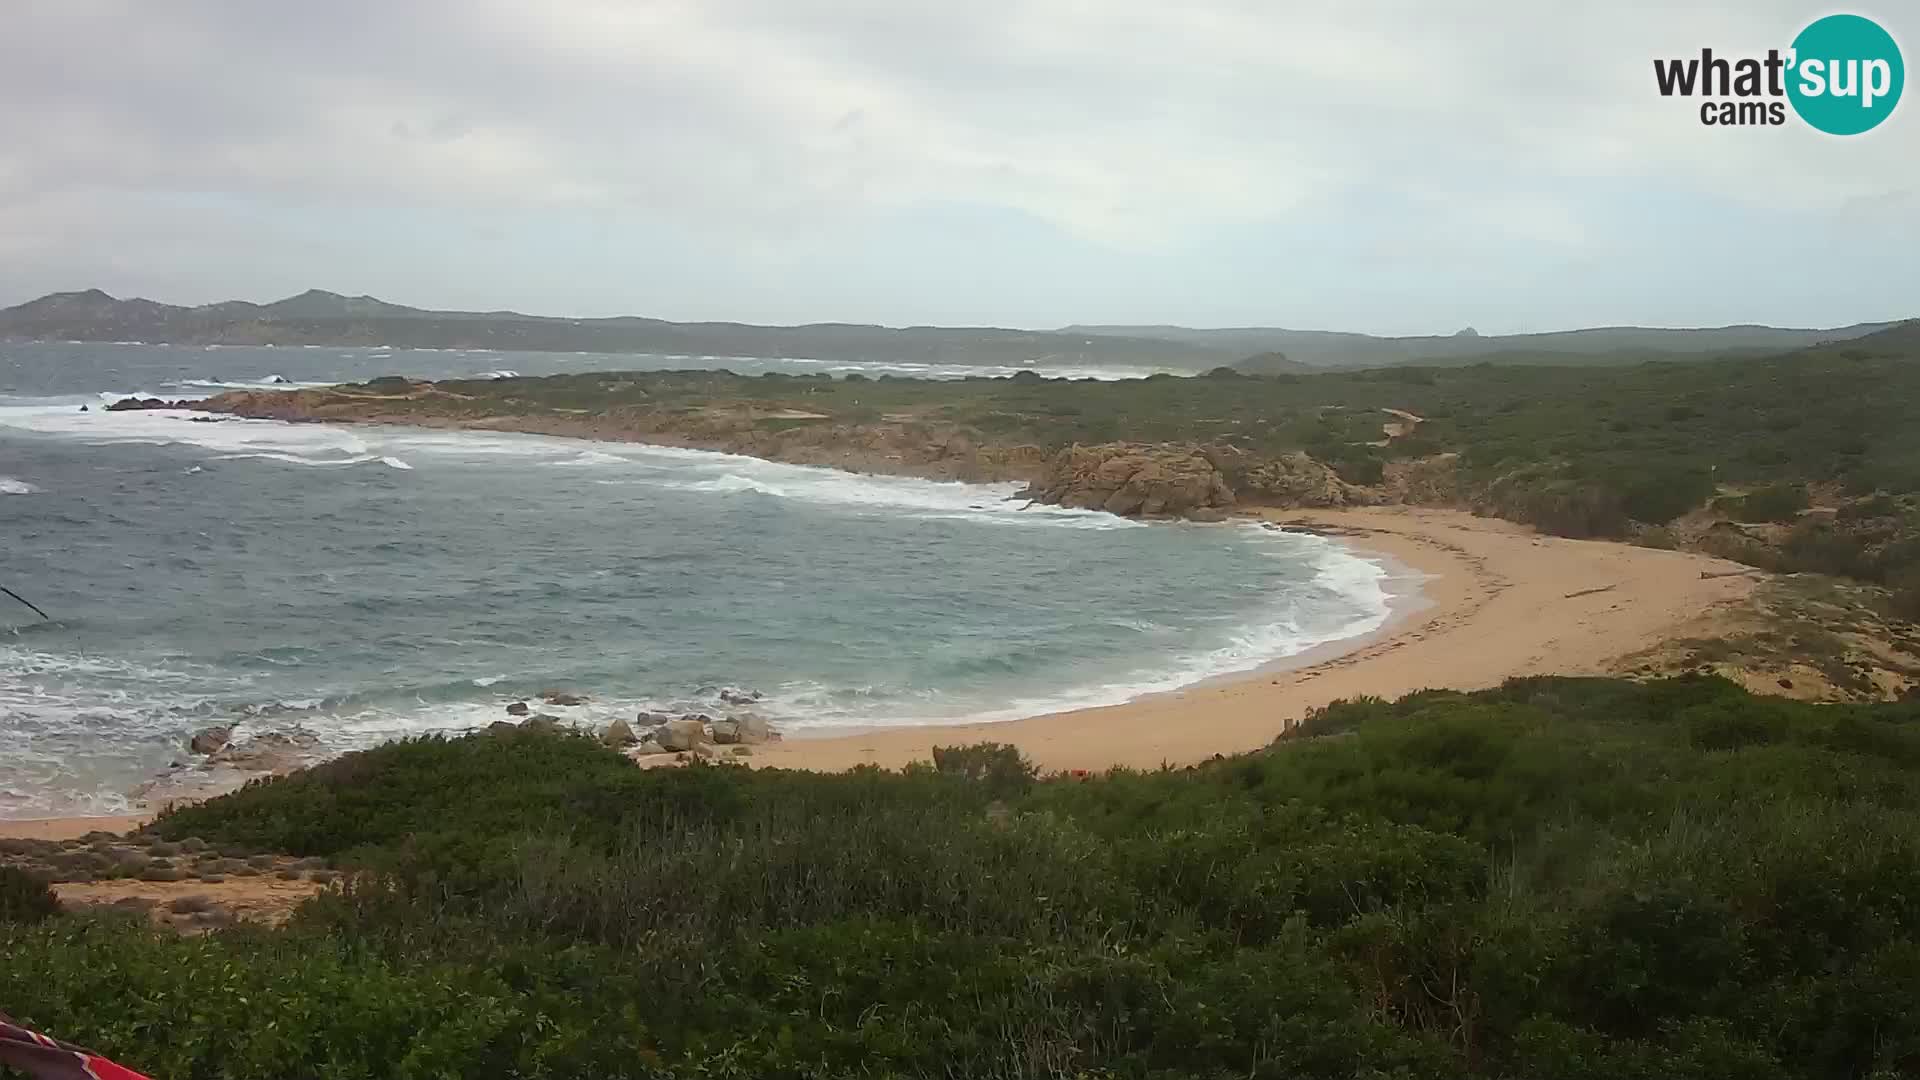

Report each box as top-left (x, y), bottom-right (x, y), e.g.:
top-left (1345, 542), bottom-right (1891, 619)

top-left (0, 506), bottom-right (1758, 839)
top-left (743, 506), bottom-right (1759, 772)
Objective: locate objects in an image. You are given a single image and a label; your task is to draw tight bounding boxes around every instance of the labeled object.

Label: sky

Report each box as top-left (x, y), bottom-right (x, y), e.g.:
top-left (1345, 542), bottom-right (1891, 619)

top-left (0, 0), bottom-right (1913, 335)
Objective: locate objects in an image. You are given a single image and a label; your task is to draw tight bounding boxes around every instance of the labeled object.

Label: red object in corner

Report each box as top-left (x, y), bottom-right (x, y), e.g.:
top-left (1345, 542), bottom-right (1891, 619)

top-left (0, 1013), bottom-right (154, 1080)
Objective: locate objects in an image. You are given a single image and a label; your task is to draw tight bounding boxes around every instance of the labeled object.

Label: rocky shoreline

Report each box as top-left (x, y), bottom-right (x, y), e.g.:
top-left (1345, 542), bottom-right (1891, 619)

top-left (497, 687), bottom-right (781, 763)
top-left (164, 381), bottom-right (1455, 522)
top-left (144, 683), bottom-right (787, 811)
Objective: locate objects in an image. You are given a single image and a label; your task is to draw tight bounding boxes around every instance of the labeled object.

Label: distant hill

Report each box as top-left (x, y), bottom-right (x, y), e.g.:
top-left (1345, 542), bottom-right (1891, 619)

top-left (1062, 321), bottom-right (1901, 370)
top-left (6, 289), bottom-right (1901, 372)
top-left (0, 290), bottom-right (1230, 369)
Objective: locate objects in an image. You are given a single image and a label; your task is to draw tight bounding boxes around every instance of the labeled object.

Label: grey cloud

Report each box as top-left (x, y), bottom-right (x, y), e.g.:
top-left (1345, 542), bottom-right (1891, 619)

top-left (0, 0), bottom-right (1912, 328)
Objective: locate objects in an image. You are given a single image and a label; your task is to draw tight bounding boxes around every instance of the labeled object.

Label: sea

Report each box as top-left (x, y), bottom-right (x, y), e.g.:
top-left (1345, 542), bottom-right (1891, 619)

top-left (0, 341), bottom-right (1404, 818)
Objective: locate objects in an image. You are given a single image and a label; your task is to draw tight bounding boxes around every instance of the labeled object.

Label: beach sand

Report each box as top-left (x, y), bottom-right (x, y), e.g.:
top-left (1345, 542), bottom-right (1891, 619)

top-left (0, 815), bottom-right (153, 841)
top-left (0, 507), bottom-right (1759, 840)
top-left (742, 506), bottom-right (1759, 773)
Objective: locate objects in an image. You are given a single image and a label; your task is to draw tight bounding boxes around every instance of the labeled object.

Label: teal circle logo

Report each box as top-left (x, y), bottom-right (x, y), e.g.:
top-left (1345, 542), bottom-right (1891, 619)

top-left (1787, 14), bottom-right (1904, 134)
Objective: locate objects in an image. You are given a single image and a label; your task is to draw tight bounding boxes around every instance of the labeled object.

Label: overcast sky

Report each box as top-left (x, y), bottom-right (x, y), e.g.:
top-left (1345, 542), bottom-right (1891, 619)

top-left (1, 1), bottom-right (1912, 334)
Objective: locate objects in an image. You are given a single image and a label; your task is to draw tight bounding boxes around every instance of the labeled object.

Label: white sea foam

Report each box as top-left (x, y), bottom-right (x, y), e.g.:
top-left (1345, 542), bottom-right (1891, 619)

top-left (776, 357), bottom-right (1176, 382)
top-left (0, 400), bottom-right (403, 471)
top-left (0, 534), bottom-right (1405, 816)
top-left (0, 644), bottom-right (253, 817)
top-left (177, 377), bottom-right (338, 391)
top-left (772, 531), bottom-right (1401, 732)
top-left (0, 476), bottom-right (37, 494)
top-left (0, 400), bottom-right (1136, 530)
top-left (0, 645), bottom-right (230, 689)
top-left (0, 397), bottom-right (1113, 530)
top-left (210, 452), bottom-right (379, 468)
top-left (649, 462), bottom-right (1139, 530)
top-left (1, 359), bottom-right (1413, 815)
top-left (549, 449), bottom-right (629, 467)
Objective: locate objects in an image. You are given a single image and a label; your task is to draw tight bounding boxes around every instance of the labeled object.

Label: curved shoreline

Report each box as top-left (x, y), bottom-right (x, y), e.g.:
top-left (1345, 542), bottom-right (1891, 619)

top-left (737, 506), bottom-right (1758, 772)
top-left (0, 503), bottom-right (1759, 839)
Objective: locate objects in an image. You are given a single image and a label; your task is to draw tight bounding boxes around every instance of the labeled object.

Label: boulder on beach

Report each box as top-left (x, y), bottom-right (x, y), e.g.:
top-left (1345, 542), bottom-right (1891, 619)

top-left (712, 713), bottom-right (773, 745)
top-left (505, 701), bottom-right (530, 717)
top-left (655, 718), bottom-right (709, 752)
top-left (210, 730), bottom-right (321, 773)
top-left (600, 718), bottom-right (638, 747)
top-left (522, 714), bottom-right (564, 734)
top-left (540, 689), bottom-right (589, 707)
top-left (631, 738), bottom-right (668, 756)
top-left (188, 725), bottom-right (233, 756)
top-left (486, 720), bottom-right (519, 736)
top-left (719, 687), bottom-right (763, 705)
top-left (635, 710), bottom-right (671, 726)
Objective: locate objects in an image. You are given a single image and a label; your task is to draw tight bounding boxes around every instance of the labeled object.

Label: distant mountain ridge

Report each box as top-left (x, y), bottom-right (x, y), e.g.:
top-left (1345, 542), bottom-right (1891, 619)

top-left (1066, 321), bottom-right (1900, 370)
top-left (0, 289), bottom-right (1226, 369)
top-left (0, 288), bottom-right (1902, 370)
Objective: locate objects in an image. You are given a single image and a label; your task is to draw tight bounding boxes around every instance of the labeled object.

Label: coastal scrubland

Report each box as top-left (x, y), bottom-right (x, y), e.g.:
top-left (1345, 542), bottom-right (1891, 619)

top-left (4, 676), bottom-right (1920, 1077)
top-left (28, 320), bottom-right (1919, 1077)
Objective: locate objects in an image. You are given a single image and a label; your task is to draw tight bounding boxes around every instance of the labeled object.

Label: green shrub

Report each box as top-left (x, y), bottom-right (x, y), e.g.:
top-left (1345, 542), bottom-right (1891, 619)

top-left (1618, 466), bottom-right (1716, 525)
top-left (930, 742), bottom-right (1038, 796)
top-left (1839, 493), bottom-right (1901, 520)
top-left (0, 865), bottom-right (61, 923)
top-left (149, 729), bottom-right (662, 886)
top-left (1724, 482), bottom-right (1811, 522)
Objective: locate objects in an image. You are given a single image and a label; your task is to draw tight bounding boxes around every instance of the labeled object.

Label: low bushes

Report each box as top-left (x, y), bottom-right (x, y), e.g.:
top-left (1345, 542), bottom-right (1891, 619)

top-left (8, 677), bottom-right (1920, 1077)
top-left (0, 865), bottom-right (61, 923)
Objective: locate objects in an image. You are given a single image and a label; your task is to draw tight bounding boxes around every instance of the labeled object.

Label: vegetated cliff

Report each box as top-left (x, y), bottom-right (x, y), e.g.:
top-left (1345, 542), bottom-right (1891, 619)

top-left (185, 381), bottom-right (1450, 519)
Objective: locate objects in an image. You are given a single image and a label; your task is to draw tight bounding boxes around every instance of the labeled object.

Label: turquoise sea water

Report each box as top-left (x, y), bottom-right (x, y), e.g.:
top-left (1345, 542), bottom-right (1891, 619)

top-left (0, 343), bottom-right (1399, 816)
